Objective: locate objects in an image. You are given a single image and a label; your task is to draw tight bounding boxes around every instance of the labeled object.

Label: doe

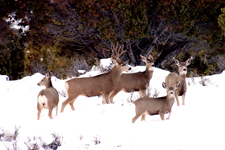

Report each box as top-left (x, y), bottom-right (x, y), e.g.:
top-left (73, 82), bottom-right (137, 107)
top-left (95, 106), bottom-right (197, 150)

top-left (37, 71), bottom-right (59, 120)
top-left (165, 57), bottom-right (193, 106)
top-left (132, 82), bottom-right (180, 123)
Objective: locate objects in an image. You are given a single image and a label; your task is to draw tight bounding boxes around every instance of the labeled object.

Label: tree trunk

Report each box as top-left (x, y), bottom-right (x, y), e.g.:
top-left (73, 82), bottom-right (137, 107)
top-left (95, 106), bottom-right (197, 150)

top-left (127, 40), bottom-right (137, 65)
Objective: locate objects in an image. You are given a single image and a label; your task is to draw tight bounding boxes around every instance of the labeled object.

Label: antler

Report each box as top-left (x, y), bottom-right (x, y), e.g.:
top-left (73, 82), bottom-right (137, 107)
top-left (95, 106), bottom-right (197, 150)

top-left (111, 42), bottom-right (126, 63)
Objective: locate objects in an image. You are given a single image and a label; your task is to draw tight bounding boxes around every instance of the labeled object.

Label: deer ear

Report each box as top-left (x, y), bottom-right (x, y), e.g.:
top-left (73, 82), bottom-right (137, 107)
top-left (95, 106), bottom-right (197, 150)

top-left (45, 72), bottom-right (51, 78)
top-left (162, 82), bottom-right (167, 89)
top-left (140, 55), bottom-right (146, 62)
top-left (50, 70), bottom-right (54, 77)
top-left (173, 57), bottom-right (179, 66)
top-left (148, 54), bottom-right (153, 60)
top-left (186, 56), bottom-right (193, 66)
top-left (175, 82), bottom-right (180, 88)
top-left (111, 58), bottom-right (118, 65)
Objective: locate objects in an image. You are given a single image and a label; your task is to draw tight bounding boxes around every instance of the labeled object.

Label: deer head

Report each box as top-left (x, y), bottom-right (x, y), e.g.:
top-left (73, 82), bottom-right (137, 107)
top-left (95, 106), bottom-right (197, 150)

top-left (173, 57), bottom-right (193, 75)
top-left (111, 43), bottom-right (131, 71)
top-left (37, 71), bottom-right (53, 88)
top-left (162, 81), bottom-right (180, 98)
top-left (140, 54), bottom-right (155, 72)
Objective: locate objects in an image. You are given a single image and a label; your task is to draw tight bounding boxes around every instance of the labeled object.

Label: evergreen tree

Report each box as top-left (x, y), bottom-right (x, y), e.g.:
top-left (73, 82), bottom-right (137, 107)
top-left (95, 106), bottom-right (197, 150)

top-left (218, 7), bottom-right (225, 35)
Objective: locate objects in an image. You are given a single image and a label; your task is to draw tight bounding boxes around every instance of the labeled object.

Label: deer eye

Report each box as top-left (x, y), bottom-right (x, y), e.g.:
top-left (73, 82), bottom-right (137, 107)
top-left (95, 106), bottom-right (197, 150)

top-left (122, 64), bottom-right (125, 66)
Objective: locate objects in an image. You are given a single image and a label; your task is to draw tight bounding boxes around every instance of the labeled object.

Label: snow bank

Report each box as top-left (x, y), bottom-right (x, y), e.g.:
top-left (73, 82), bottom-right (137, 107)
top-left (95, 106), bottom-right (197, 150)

top-left (0, 59), bottom-right (224, 150)
top-left (0, 75), bottom-right (9, 82)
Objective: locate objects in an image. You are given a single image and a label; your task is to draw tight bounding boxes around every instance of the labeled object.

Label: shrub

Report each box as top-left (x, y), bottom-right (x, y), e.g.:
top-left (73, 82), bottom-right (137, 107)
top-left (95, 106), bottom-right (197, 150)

top-left (42, 133), bottom-right (63, 150)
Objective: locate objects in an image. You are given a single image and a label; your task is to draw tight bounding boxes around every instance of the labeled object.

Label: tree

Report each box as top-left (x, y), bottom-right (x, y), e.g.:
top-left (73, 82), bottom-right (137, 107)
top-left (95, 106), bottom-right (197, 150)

top-left (1, 0), bottom-right (225, 79)
top-left (0, 29), bottom-right (25, 79)
top-left (0, 0), bottom-right (54, 79)
top-left (44, 0), bottom-right (151, 64)
top-left (218, 7), bottom-right (225, 35)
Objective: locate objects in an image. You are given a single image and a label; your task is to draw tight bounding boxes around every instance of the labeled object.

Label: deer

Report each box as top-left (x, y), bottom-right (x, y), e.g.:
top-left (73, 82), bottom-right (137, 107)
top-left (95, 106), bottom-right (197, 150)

top-left (165, 56), bottom-right (193, 106)
top-left (109, 54), bottom-right (154, 103)
top-left (60, 43), bottom-right (131, 113)
top-left (37, 71), bottom-right (59, 120)
top-left (132, 82), bottom-right (180, 123)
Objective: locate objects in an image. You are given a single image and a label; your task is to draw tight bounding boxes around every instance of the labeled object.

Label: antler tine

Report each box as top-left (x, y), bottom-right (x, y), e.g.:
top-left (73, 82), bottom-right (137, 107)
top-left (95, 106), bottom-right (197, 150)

top-left (117, 44), bottom-right (126, 57)
top-left (111, 42), bottom-right (126, 59)
top-left (111, 42), bottom-right (118, 59)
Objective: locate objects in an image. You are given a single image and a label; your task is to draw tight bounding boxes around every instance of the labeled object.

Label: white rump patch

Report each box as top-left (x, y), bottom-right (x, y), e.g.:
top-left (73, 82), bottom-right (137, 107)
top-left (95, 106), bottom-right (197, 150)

top-left (38, 95), bottom-right (48, 108)
top-left (65, 82), bottom-right (69, 91)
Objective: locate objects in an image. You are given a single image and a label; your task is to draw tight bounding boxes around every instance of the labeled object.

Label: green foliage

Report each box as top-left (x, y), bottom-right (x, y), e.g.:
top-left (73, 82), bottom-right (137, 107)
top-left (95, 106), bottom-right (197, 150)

top-left (1, 0), bottom-right (225, 79)
top-left (0, 30), bottom-right (24, 80)
top-left (157, 0), bottom-right (225, 45)
top-left (191, 54), bottom-right (212, 76)
top-left (75, 0), bottom-right (149, 42)
top-left (218, 7), bottom-right (225, 35)
top-left (24, 43), bottom-right (73, 78)
top-left (122, 2), bottom-right (149, 40)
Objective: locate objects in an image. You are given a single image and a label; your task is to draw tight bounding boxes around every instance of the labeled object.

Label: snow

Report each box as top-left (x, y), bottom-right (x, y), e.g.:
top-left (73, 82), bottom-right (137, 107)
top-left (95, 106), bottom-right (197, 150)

top-left (0, 58), bottom-right (225, 150)
top-left (0, 75), bottom-right (9, 82)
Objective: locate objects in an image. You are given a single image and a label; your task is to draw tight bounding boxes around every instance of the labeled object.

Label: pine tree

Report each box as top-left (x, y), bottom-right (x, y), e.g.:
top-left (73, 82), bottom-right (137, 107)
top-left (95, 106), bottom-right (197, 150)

top-left (218, 7), bottom-right (225, 35)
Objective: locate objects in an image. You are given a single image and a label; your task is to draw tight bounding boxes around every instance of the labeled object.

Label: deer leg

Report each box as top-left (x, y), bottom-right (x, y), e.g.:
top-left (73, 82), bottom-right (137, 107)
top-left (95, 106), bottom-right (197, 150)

top-left (141, 114), bottom-right (146, 121)
top-left (61, 96), bottom-right (77, 112)
top-left (132, 114), bottom-right (142, 123)
top-left (105, 94), bottom-right (110, 104)
top-left (175, 91), bottom-right (180, 106)
top-left (48, 108), bottom-right (53, 119)
top-left (102, 95), bottom-right (107, 104)
top-left (102, 93), bottom-right (110, 104)
top-left (109, 89), bottom-right (120, 103)
top-left (182, 92), bottom-right (186, 105)
top-left (159, 111), bottom-right (165, 120)
top-left (138, 90), bottom-right (146, 98)
top-left (142, 90), bottom-right (147, 97)
top-left (132, 106), bottom-right (145, 123)
top-left (69, 100), bottom-right (75, 110)
top-left (55, 105), bottom-right (58, 116)
top-left (138, 91), bottom-right (143, 97)
top-left (166, 110), bottom-right (172, 120)
top-left (37, 104), bottom-right (43, 120)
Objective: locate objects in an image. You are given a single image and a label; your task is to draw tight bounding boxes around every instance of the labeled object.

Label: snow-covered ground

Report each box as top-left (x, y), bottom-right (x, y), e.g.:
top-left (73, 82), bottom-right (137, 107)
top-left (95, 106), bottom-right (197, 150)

top-left (0, 58), bottom-right (225, 150)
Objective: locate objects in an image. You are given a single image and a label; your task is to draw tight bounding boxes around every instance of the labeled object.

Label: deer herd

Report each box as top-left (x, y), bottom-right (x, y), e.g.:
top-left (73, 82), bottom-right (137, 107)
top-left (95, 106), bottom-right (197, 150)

top-left (37, 43), bottom-right (193, 123)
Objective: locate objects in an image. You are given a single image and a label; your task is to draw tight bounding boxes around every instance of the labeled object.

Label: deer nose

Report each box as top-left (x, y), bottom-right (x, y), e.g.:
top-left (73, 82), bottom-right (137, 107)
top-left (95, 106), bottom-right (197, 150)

top-left (183, 68), bottom-right (186, 71)
top-left (37, 83), bottom-right (40, 86)
top-left (128, 67), bottom-right (131, 70)
top-left (152, 64), bottom-right (155, 67)
top-left (170, 92), bottom-right (173, 94)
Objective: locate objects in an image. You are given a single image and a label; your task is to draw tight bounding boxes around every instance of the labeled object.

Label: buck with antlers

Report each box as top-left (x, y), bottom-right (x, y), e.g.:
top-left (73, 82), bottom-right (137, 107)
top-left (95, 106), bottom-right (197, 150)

top-left (37, 71), bottom-right (59, 120)
top-left (109, 54), bottom-right (154, 103)
top-left (165, 56), bottom-right (193, 106)
top-left (60, 43), bottom-right (131, 112)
